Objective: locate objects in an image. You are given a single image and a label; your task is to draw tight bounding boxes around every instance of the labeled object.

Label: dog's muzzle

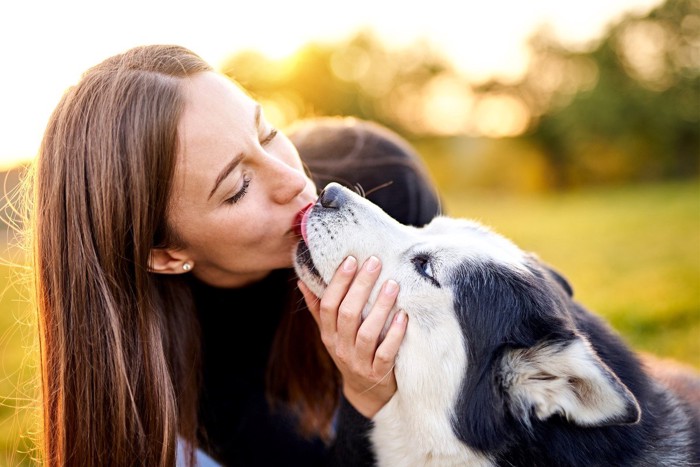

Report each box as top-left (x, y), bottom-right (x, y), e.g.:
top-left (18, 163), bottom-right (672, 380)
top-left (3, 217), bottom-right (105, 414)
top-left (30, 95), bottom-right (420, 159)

top-left (294, 185), bottom-right (346, 281)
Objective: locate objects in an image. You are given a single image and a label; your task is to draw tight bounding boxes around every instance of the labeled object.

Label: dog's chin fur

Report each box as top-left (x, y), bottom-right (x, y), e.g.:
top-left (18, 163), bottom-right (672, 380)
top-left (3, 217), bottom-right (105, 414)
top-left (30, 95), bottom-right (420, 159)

top-left (295, 238), bottom-right (326, 295)
top-left (293, 183), bottom-right (700, 467)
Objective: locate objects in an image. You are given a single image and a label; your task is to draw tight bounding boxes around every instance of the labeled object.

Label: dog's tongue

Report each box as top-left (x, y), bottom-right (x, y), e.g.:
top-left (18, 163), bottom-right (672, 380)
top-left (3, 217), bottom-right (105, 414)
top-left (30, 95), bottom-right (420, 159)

top-left (295, 203), bottom-right (314, 242)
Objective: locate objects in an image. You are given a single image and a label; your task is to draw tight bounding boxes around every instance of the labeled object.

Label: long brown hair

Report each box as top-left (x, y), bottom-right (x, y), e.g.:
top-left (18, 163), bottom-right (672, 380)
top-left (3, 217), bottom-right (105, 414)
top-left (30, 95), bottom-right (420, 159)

top-left (33, 45), bottom-right (210, 466)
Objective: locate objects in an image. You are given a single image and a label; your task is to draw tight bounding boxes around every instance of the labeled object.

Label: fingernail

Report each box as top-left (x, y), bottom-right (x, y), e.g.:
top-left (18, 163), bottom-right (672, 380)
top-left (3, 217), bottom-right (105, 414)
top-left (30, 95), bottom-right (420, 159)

top-left (365, 256), bottom-right (380, 272)
top-left (395, 310), bottom-right (406, 324)
top-left (384, 280), bottom-right (398, 295)
top-left (343, 256), bottom-right (357, 272)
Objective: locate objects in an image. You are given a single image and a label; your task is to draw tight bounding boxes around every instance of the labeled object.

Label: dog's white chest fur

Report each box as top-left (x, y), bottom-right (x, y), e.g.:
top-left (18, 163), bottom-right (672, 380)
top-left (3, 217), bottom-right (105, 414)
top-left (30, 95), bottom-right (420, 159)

top-left (370, 316), bottom-right (494, 467)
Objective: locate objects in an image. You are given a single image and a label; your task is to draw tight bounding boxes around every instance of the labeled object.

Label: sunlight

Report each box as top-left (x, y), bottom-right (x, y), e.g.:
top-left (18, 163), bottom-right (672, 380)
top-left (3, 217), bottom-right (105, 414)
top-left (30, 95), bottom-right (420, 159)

top-left (472, 94), bottom-right (531, 138)
top-left (330, 45), bottom-right (372, 83)
top-left (421, 75), bottom-right (475, 136)
top-left (617, 20), bottom-right (673, 90)
top-left (0, 0), bottom-right (663, 171)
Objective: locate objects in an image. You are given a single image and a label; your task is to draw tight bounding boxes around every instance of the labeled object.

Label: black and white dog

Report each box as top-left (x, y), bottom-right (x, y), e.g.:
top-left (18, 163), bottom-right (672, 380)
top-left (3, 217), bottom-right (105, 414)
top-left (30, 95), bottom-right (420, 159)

top-left (294, 183), bottom-right (700, 466)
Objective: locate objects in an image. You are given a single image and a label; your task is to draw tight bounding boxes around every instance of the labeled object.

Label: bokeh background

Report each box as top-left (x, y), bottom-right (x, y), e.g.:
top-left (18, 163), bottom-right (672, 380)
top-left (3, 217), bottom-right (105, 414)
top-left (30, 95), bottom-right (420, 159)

top-left (1, 0), bottom-right (698, 464)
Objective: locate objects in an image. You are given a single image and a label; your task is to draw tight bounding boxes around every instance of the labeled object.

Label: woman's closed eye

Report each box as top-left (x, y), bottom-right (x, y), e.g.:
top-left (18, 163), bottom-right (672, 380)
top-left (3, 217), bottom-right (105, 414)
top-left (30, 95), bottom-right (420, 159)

top-left (223, 127), bottom-right (277, 205)
top-left (224, 175), bottom-right (251, 204)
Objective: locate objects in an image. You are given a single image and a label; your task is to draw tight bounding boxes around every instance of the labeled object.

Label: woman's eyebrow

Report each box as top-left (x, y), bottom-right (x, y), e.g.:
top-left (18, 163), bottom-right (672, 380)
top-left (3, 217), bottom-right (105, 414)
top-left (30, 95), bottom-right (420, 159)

top-left (208, 152), bottom-right (244, 200)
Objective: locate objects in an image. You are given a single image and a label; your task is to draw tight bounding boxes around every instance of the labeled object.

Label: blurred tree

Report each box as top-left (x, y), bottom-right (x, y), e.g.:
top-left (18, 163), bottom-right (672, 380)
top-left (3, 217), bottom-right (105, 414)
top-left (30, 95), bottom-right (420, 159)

top-left (221, 30), bottom-right (454, 135)
top-left (519, 0), bottom-right (700, 187)
top-left (220, 0), bottom-right (699, 190)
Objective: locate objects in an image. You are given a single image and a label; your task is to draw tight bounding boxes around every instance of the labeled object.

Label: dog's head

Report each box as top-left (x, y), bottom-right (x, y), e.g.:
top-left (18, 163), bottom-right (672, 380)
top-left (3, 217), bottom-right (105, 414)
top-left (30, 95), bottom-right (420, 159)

top-left (294, 183), bottom-right (640, 452)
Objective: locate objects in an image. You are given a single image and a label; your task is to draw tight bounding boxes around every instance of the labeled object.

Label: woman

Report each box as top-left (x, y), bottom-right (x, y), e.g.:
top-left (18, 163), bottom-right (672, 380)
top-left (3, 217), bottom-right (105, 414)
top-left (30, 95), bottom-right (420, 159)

top-left (31, 45), bottom-right (440, 466)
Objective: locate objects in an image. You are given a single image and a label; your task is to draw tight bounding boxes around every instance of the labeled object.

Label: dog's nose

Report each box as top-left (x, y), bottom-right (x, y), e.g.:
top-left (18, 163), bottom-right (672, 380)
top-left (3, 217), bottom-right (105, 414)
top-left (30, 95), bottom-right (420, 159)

top-left (318, 183), bottom-right (345, 209)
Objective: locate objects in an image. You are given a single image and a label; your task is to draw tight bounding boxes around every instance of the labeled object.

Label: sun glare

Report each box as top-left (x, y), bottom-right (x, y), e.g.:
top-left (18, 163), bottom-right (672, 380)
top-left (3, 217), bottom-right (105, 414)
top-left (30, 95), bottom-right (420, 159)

top-left (472, 94), bottom-right (531, 138)
top-left (0, 0), bottom-right (662, 171)
top-left (421, 76), bottom-right (475, 136)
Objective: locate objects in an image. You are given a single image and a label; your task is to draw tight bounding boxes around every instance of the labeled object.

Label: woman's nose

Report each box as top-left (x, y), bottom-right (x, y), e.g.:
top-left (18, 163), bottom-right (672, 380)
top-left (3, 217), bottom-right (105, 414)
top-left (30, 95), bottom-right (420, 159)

top-left (264, 155), bottom-right (308, 204)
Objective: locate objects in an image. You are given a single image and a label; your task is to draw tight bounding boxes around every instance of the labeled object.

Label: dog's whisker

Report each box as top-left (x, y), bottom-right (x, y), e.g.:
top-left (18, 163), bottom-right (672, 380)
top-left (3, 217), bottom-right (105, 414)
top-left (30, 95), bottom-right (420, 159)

top-left (352, 183), bottom-right (366, 198)
top-left (363, 181), bottom-right (393, 197)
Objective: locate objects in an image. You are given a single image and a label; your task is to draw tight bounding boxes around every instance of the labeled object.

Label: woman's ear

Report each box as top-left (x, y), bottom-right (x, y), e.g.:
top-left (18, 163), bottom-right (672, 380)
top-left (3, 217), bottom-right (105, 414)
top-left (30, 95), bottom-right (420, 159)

top-left (148, 248), bottom-right (193, 274)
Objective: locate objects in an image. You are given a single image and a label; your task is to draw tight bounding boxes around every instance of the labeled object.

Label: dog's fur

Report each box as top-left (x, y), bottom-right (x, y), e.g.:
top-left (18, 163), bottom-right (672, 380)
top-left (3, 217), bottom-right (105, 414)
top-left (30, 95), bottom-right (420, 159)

top-left (294, 183), bottom-right (700, 466)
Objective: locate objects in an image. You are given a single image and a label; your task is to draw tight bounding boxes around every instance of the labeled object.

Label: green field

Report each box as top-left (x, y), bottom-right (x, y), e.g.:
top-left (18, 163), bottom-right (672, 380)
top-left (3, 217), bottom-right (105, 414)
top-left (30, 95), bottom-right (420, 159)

top-left (0, 179), bottom-right (698, 465)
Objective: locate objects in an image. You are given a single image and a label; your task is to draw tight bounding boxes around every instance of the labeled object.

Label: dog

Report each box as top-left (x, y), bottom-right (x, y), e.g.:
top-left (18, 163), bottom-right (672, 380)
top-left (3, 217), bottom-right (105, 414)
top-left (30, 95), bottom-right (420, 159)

top-left (294, 182), bottom-right (700, 466)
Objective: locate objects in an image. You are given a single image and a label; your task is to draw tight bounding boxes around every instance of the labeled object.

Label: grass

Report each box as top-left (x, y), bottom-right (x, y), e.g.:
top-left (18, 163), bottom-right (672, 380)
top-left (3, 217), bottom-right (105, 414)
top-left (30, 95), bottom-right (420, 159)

top-left (0, 178), bottom-right (698, 464)
top-left (0, 239), bottom-right (37, 467)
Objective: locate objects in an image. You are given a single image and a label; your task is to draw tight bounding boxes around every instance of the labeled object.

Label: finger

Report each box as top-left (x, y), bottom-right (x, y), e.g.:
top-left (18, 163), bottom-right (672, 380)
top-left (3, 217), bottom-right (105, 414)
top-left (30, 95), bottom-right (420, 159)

top-left (374, 310), bottom-right (408, 373)
top-left (318, 256), bottom-right (358, 336)
top-left (355, 280), bottom-right (399, 362)
top-left (297, 280), bottom-right (321, 326)
top-left (336, 256), bottom-right (382, 348)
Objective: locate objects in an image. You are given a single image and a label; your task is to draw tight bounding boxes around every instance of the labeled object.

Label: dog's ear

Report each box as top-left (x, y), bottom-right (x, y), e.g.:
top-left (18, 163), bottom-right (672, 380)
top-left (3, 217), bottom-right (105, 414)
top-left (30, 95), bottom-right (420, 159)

top-left (526, 253), bottom-right (574, 297)
top-left (500, 336), bottom-right (641, 427)
top-left (543, 265), bottom-right (573, 297)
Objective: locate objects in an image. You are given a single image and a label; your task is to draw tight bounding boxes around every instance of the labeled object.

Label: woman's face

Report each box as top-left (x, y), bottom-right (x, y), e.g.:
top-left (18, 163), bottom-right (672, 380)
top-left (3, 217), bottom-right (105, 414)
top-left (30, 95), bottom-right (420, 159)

top-left (166, 71), bottom-right (318, 287)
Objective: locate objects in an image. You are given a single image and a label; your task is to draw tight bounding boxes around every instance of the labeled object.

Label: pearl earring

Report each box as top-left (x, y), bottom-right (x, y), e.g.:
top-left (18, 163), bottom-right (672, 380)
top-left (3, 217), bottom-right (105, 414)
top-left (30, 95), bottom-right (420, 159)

top-left (182, 262), bottom-right (192, 272)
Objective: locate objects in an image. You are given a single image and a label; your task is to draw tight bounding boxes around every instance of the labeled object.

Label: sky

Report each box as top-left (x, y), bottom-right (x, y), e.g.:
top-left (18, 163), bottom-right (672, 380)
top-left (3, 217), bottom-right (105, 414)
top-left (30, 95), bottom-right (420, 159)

top-left (0, 0), bottom-right (662, 171)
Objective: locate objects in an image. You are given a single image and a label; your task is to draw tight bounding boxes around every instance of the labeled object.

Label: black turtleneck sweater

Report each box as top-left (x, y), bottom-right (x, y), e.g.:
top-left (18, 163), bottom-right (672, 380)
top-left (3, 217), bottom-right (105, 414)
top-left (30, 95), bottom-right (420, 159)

top-left (192, 270), bottom-right (375, 467)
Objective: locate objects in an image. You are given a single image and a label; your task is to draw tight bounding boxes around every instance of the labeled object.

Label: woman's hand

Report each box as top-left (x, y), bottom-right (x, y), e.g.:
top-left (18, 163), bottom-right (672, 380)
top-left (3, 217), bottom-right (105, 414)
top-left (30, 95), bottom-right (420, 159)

top-left (298, 255), bottom-right (408, 418)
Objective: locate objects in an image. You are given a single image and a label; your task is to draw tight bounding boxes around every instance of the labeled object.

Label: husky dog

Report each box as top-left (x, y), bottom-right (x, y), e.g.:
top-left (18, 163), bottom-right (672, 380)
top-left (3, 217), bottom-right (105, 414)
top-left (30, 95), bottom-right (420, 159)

top-left (294, 183), bottom-right (700, 466)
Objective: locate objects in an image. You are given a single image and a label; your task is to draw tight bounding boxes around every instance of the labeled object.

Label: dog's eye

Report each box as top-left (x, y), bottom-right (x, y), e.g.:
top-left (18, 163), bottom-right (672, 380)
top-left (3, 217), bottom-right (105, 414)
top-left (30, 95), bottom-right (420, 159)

top-left (412, 254), bottom-right (439, 286)
top-left (414, 256), bottom-right (433, 277)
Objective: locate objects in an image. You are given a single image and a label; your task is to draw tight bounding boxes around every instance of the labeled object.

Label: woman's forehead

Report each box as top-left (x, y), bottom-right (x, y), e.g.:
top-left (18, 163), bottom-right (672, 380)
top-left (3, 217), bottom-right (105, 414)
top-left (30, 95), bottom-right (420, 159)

top-left (178, 72), bottom-right (256, 142)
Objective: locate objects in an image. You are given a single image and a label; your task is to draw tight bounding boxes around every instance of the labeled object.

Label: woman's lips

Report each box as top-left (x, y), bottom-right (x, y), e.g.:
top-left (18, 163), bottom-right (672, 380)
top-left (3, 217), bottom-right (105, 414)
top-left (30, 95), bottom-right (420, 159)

top-left (294, 203), bottom-right (314, 240)
top-left (301, 204), bottom-right (313, 242)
